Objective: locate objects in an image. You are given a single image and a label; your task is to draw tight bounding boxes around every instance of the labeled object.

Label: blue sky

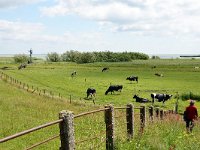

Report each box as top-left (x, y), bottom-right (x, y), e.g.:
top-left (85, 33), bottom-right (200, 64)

top-left (0, 0), bottom-right (200, 55)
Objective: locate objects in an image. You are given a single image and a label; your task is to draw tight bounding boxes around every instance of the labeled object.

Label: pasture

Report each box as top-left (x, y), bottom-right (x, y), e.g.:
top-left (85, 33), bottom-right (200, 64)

top-left (1, 59), bottom-right (200, 109)
top-left (1, 58), bottom-right (200, 149)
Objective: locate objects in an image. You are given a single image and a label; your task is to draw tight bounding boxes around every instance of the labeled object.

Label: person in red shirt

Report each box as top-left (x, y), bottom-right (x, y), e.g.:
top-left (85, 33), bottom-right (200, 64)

top-left (185, 100), bottom-right (198, 133)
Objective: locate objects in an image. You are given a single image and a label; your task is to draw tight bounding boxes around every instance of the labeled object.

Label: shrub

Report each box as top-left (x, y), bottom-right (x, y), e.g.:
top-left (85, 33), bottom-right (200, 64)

top-left (181, 92), bottom-right (200, 101)
top-left (61, 50), bottom-right (81, 62)
top-left (46, 52), bottom-right (60, 62)
top-left (14, 54), bottom-right (29, 63)
top-left (151, 55), bottom-right (160, 59)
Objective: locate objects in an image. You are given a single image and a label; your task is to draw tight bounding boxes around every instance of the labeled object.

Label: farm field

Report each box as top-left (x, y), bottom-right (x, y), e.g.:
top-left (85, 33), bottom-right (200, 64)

top-left (1, 58), bottom-right (200, 149)
top-left (1, 59), bottom-right (200, 110)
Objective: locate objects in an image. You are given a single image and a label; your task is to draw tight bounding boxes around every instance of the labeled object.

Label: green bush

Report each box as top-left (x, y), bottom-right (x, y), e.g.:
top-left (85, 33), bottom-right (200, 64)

top-left (181, 92), bottom-right (200, 101)
top-left (60, 50), bottom-right (149, 63)
top-left (14, 54), bottom-right (29, 63)
top-left (151, 55), bottom-right (160, 59)
top-left (46, 52), bottom-right (60, 62)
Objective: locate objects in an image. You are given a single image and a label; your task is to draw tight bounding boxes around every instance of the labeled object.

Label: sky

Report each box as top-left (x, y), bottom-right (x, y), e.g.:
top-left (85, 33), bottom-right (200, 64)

top-left (0, 0), bottom-right (200, 55)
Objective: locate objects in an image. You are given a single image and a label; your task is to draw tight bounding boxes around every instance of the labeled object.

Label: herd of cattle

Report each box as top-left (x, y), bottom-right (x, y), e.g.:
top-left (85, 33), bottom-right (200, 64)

top-left (15, 64), bottom-right (173, 104)
top-left (86, 67), bottom-right (173, 104)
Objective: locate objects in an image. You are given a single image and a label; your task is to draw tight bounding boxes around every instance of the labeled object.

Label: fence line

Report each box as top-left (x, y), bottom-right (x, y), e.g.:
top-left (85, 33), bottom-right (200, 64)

top-left (74, 108), bottom-right (109, 118)
top-left (1, 103), bottom-right (177, 149)
top-left (0, 119), bottom-right (62, 143)
top-left (0, 71), bottom-right (85, 105)
top-left (25, 134), bottom-right (60, 150)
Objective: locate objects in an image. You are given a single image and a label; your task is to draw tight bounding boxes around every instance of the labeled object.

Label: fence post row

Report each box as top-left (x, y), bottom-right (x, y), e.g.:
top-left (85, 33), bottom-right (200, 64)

top-left (126, 104), bottom-right (134, 140)
top-left (59, 110), bottom-right (75, 150)
top-left (105, 105), bottom-right (115, 150)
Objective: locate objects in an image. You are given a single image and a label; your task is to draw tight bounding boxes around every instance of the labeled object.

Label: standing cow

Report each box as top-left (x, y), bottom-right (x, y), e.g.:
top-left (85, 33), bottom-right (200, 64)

top-left (126, 76), bottom-right (138, 83)
top-left (86, 88), bottom-right (96, 98)
top-left (151, 93), bottom-right (173, 104)
top-left (105, 85), bottom-right (123, 95)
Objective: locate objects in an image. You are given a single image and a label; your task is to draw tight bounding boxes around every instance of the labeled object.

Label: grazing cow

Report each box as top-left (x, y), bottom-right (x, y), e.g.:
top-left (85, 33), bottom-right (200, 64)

top-left (1, 66), bottom-right (9, 70)
top-left (71, 71), bottom-right (77, 78)
top-left (18, 64), bottom-right (27, 70)
top-left (126, 76), bottom-right (138, 83)
top-left (194, 66), bottom-right (199, 69)
top-left (105, 85), bottom-right (123, 95)
top-left (151, 93), bottom-right (173, 104)
top-left (133, 95), bottom-right (150, 103)
top-left (152, 66), bottom-right (156, 69)
top-left (155, 73), bottom-right (163, 77)
top-left (86, 88), bottom-right (96, 98)
top-left (102, 67), bottom-right (109, 72)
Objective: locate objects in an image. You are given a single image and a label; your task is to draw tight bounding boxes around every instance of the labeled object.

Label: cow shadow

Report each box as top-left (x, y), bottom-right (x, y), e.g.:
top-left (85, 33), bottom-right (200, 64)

top-left (83, 97), bottom-right (96, 104)
top-left (84, 97), bottom-right (93, 100)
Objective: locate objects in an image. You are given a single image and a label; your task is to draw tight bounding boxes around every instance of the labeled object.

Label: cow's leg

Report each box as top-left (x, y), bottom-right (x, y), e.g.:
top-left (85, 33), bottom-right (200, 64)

top-left (152, 98), bottom-right (154, 104)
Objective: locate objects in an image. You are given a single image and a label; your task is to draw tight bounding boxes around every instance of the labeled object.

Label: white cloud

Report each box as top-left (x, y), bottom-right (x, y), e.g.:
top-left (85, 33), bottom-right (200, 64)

top-left (40, 0), bottom-right (200, 38)
top-left (0, 0), bottom-right (44, 9)
top-left (0, 19), bottom-right (106, 53)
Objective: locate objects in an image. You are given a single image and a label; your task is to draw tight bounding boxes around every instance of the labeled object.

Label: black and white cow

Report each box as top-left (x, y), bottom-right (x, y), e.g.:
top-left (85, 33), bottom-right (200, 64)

top-left (18, 64), bottom-right (27, 70)
top-left (151, 93), bottom-right (173, 104)
top-left (126, 76), bottom-right (138, 83)
top-left (105, 85), bottom-right (123, 95)
top-left (102, 67), bottom-right (109, 72)
top-left (133, 95), bottom-right (150, 103)
top-left (86, 88), bottom-right (96, 98)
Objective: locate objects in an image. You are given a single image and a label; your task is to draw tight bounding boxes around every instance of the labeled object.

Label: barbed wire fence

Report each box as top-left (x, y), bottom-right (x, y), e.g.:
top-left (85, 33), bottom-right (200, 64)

top-left (1, 104), bottom-right (177, 150)
top-left (0, 71), bottom-right (96, 106)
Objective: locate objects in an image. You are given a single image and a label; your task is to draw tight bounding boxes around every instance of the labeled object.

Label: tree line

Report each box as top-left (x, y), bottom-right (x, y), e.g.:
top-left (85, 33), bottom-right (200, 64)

top-left (47, 50), bottom-right (149, 63)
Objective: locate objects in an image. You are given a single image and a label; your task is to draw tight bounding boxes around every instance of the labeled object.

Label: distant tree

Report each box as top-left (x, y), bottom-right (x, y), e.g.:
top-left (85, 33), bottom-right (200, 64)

top-left (14, 54), bottom-right (29, 63)
top-left (151, 55), bottom-right (160, 59)
top-left (61, 50), bottom-right (81, 62)
top-left (76, 52), bottom-right (96, 63)
top-left (47, 52), bottom-right (60, 62)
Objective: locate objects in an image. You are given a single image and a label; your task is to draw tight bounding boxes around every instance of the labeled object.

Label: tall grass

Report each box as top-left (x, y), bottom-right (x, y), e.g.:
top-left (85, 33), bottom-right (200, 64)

top-left (181, 92), bottom-right (200, 101)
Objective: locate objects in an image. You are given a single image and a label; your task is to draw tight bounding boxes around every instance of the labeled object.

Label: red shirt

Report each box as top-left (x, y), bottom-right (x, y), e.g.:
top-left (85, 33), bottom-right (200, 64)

top-left (186, 105), bottom-right (198, 120)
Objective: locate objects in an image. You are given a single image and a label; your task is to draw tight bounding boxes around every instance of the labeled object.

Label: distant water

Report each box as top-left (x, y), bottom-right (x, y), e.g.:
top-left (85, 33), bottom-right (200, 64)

top-left (0, 54), bottom-right (199, 59)
top-left (149, 54), bottom-right (182, 59)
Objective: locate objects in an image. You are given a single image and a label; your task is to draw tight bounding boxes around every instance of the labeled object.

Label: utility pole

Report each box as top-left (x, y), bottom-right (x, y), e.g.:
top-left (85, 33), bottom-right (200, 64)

top-left (28, 48), bottom-right (33, 63)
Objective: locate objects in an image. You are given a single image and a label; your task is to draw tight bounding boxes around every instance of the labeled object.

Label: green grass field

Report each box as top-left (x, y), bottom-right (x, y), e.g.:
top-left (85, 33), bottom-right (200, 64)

top-left (1, 58), bottom-right (200, 149)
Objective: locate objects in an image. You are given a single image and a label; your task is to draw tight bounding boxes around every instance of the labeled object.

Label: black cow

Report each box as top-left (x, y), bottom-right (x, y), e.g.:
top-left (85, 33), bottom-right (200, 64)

top-left (151, 93), bottom-right (173, 104)
top-left (155, 73), bottom-right (163, 77)
top-left (86, 88), bottom-right (96, 98)
top-left (126, 76), bottom-right (138, 83)
top-left (105, 85), bottom-right (123, 95)
top-left (18, 64), bottom-right (27, 70)
top-left (102, 67), bottom-right (109, 72)
top-left (71, 71), bottom-right (77, 78)
top-left (133, 95), bottom-right (150, 103)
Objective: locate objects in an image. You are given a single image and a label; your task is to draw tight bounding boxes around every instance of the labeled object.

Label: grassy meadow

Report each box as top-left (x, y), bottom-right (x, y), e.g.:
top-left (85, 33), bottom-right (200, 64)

top-left (1, 57), bottom-right (200, 149)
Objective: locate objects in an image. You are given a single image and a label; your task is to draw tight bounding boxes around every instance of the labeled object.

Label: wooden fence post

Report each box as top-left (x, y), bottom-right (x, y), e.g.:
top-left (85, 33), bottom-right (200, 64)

top-left (105, 105), bottom-right (115, 150)
top-left (126, 103), bottom-right (134, 140)
top-left (149, 106), bottom-right (154, 122)
top-left (160, 109), bottom-right (164, 120)
top-left (140, 106), bottom-right (146, 131)
top-left (59, 110), bottom-right (75, 150)
top-left (155, 107), bottom-right (159, 119)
